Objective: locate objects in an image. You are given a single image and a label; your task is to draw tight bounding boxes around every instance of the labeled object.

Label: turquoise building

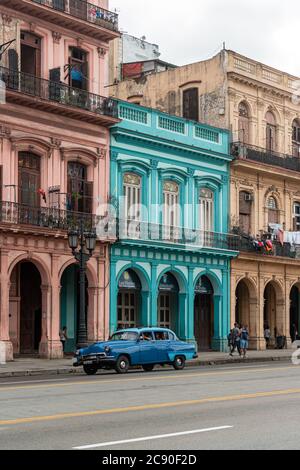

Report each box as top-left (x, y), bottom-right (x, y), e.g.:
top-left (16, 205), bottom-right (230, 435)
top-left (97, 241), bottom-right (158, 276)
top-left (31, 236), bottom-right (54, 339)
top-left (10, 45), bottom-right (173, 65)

top-left (110, 102), bottom-right (238, 351)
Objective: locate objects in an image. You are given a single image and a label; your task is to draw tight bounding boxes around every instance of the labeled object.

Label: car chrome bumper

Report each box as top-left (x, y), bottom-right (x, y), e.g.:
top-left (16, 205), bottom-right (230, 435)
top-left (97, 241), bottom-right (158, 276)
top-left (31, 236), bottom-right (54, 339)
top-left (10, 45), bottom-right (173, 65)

top-left (73, 353), bottom-right (116, 367)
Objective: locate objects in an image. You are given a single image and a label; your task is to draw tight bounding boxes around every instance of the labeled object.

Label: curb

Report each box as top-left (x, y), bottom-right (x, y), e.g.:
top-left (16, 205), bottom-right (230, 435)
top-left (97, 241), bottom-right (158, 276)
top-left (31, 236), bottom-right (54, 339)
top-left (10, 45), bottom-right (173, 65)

top-left (0, 354), bottom-right (292, 378)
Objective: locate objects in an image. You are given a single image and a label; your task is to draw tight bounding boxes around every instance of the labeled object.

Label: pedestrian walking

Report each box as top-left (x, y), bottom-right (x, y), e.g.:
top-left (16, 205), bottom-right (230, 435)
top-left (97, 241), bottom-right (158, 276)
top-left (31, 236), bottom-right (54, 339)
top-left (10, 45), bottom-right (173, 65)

top-left (240, 325), bottom-right (249, 358)
top-left (229, 323), bottom-right (241, 357)
top-left (60, 326), bottom-right (68, 353)
top-left (264, 325), bottom-right (271, 349)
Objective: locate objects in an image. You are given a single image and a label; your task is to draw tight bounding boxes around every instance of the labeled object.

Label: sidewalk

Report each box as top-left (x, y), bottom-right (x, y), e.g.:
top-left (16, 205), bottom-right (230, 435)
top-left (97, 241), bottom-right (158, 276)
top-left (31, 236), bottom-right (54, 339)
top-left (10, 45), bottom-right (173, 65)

top-left (0, 349), bottom-right (294, 378)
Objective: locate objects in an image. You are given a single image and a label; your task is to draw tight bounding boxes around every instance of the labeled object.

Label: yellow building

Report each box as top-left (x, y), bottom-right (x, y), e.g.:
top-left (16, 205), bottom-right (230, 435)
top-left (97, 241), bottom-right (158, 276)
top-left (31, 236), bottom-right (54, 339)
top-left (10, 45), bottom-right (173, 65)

top-left (111, 49), bottom-right (300, 349)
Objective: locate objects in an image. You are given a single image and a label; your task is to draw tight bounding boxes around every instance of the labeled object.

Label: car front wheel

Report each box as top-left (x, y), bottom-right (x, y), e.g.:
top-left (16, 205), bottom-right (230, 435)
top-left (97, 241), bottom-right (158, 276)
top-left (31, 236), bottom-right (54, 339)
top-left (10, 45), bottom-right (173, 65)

top-left (83, 364), bottom-right (98, 375)
top-left (115, 355), bottom-right (130, 374)
top-left (142, 364), bottom-right (154, 372)
top-left (173, 356), bottom-right (185, 370)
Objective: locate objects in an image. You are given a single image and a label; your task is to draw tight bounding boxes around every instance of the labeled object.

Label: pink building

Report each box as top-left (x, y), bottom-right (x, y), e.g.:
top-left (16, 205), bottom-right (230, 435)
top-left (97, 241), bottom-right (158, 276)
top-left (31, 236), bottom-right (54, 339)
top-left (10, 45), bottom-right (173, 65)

top-left (0, 0), bottom-right (119, 360)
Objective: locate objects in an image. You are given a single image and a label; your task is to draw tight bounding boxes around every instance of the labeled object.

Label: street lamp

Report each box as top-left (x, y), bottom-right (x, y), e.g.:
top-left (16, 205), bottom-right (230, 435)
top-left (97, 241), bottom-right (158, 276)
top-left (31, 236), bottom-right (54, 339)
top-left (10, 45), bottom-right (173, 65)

top-left (67, 221), bottom-right (96, 349)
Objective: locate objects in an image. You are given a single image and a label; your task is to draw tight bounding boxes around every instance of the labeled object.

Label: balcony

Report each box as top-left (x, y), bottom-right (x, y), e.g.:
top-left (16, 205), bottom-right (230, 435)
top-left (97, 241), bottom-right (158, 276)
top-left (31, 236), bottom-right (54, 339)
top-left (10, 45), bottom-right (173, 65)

top-left (0, 66), bottom-right (119, 126)
top-left (231, 142), bottom-right (300, 173)
top-left (0, 0), bottom-right (119, 42)
top-left (236, 233), bottom-right (300, 259)
top-left (117, 219), bottom-right (239, 253)
top-left (0, 201), bottom-right (114, 241)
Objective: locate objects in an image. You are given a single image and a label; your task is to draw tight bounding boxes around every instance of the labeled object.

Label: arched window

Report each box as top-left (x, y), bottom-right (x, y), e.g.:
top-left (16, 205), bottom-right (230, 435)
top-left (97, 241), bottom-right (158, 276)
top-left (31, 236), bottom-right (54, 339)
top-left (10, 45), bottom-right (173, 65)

top-left (123, 173), bottom-right (141, 226)
top-left (292, 119), bottom-right (300, 157)
top-left (163, 181), bottom-right (180, 240)
top-left (18, 152), bottom-right (41, 207)
top-left (238, 102), bottom-right (250, 144)
top-left (67, 161), bottom-right (93, 213)
top-left (239, 191), bottom-right (252, 234)
top-left (200, 188), bottom-right (214, 232)
top-left (267, 196), bottom-right (279, 224)
top-left (266, 111), bottom-right (276, 152)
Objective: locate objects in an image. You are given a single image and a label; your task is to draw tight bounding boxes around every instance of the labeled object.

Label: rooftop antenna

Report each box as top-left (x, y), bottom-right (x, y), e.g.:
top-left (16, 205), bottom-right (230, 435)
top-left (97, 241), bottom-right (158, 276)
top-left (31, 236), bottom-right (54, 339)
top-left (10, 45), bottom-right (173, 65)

top-left (223, 41), bottom-right (226, 50)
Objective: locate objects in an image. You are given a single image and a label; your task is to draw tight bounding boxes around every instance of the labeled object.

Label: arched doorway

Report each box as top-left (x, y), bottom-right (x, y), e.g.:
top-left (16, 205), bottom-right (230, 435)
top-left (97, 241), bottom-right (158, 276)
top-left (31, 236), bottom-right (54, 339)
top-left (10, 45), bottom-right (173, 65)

top-left (117, 269), bottom-right (142, 329)
top-left (235, 280), bottom-right (250, 327)
top-left (194, 275), bottom-right (214, 351)
top-left (238, 101), bottom-right (250, 144)
top-left (290, 285), bottom-right (300, 342)
top-left (292, 119), bottom-right (300, 157)
top-left (264, 282), bottom-right (278, 343)
top-left (9, 262), bottom-right (42, 354)
top-left (60, 264), bottom-right (88, 353)
top-left (157, 273), bottom-right (179, 331)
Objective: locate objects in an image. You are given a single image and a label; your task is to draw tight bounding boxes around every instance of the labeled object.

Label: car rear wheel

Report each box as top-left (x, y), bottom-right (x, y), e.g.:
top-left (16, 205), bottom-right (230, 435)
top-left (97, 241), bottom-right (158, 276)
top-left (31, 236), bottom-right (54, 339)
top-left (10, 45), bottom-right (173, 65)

top-left (115, 355), bottom-right (130, 374)
top-left (142, 364), bottom-right (154, 372)
top-left (173, 356), bottom-right (185, 370)
top-left (83, 364), bottom-right (98, 375)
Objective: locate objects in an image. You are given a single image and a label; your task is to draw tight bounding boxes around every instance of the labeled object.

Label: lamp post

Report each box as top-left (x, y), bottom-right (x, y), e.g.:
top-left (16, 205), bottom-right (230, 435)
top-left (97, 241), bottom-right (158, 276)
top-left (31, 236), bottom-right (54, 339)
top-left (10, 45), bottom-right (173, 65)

top-left (68, 220), bottom-right (97, 349)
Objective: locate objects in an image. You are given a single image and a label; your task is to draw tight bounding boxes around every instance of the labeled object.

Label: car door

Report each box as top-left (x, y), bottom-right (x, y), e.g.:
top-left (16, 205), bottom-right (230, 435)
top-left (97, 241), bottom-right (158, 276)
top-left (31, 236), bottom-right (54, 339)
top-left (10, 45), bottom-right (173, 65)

top-left (153, 330), bottom-right (170, 362)
top-left (138, 331), bottom-right (157, 364)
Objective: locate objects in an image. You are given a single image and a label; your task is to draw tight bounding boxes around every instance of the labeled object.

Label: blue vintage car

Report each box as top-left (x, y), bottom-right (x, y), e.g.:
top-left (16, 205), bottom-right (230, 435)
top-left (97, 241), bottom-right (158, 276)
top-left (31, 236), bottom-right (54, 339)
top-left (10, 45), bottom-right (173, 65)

top-left (73, 328), bottom-right (197, 375)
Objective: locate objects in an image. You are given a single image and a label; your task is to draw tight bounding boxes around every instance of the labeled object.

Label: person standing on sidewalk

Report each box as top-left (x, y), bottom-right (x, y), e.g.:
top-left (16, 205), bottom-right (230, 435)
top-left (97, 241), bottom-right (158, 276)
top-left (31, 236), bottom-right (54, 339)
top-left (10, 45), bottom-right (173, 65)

top-left (240, 325), bottom-right (249, 358)
top-left (59, 326), bottom-right (68, 354)
top-left (264, 325), bottom-right (271, 349)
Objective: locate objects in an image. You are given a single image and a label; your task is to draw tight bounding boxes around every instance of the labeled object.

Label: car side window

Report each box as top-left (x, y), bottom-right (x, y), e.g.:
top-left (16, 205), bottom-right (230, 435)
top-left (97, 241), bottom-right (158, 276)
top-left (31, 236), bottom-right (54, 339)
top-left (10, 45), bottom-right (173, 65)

top-left (168, 332), bottom-right (175, 341)
top-left (154, 331), bottom-right (169, 341)
top-left (140, 331), bottom-right (153, 341)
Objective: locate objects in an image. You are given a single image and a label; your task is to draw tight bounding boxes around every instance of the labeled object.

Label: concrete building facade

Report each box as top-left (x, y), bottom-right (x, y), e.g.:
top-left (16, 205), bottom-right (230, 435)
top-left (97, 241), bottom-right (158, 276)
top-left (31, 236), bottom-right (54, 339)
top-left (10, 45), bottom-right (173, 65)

top-left (111, 49), bottom-right (300, 349)
top-left (0, 0), bottom-right (119, 360)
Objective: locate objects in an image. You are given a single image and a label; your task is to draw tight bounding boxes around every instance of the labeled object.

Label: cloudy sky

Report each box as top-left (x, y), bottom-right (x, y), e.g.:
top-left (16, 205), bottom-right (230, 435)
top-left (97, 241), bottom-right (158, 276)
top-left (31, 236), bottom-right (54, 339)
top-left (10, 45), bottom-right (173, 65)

top-left (109, 0), bottom-right (300, 77)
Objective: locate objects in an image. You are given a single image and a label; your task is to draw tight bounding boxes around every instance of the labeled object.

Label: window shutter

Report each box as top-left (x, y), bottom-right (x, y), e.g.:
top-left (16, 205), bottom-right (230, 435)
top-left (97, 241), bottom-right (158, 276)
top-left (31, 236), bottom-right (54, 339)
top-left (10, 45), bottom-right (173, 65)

top-left (83, 181), bottom-right (93, 214)
top-left (8, 49), bottom-right (19, 71)
top-left (49, 67), bottom-right (61, 101)
top-left (183, 88), bottom-right (199, 121)
top-left (81, 61), bottom-right (88, 91)
top-left (53, 0), bottom-right (65, 11)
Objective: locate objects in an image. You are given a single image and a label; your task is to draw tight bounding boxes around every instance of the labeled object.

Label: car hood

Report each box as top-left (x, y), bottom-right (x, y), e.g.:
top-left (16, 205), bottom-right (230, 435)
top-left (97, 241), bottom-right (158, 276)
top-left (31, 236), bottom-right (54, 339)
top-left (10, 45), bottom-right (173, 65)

top-left (78, 340), bottom-right (137, 355)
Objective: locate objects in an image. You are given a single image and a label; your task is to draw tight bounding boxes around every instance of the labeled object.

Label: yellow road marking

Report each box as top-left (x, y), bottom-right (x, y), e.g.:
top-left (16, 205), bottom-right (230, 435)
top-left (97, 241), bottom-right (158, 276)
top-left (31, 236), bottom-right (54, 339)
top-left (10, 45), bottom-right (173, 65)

top-left (0, 365), bottom-right (295, 393)
top-left (1, 387), bottom-right (300, 426)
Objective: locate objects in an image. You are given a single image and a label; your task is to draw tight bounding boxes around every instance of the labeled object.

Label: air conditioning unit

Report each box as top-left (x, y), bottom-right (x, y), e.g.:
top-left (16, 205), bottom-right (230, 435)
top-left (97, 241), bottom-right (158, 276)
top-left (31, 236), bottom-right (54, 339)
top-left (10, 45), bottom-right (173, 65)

top-left (244, 193), bottom-right (253, 202)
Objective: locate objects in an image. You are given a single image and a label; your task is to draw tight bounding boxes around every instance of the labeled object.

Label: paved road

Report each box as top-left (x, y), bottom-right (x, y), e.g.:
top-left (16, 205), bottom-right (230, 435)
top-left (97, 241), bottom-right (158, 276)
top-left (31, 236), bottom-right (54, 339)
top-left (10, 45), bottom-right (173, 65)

top-left (0, 361), bottom-right (299, 450)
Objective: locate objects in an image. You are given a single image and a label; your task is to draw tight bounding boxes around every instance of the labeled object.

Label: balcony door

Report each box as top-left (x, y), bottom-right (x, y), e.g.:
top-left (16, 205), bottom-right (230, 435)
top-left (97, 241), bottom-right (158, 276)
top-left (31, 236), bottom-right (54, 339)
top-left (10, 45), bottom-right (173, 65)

top-left (200, 188), bottom-right (214, 232)
top-left (123, 173), bottom-right (141, 238)
top-left (67, 162), bottom-right (92, 213)
top-left (266, 111), bottom-right (276, 152)
top-left (239, 191), bottom-right (252, 234)
top-left (69, 0), bottom-right (87, 21)
top-left (21, 31), bottom-right (41, 77)
top-left (163, 181), bottom-right (179, 241)
top-left (18, 152), bottom-right (41, 207)
top-left (292, 119), bottom-right (300, 157)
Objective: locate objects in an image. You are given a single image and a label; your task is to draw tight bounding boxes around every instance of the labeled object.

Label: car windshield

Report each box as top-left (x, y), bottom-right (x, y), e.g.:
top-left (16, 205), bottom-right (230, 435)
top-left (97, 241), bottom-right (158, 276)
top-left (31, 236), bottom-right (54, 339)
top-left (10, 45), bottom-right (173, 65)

top-left (111, 331), bottom-right (138, 341)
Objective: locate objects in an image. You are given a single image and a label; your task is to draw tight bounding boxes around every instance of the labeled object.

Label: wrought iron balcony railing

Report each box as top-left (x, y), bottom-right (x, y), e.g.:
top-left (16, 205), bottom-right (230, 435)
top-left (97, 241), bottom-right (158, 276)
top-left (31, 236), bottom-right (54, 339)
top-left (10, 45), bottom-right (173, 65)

top-left (0, 66), bottom-right (118, 118)
top-left (231, 142), bottom-right (300, 172)
top-left (0, 201), bottom-right (101, 232)
top-left (31, 0), bottom-right (118, 31)
top-left (236, 233), bottom-right (300, 259)
top-left (117, 219), bottom-right (239, 251)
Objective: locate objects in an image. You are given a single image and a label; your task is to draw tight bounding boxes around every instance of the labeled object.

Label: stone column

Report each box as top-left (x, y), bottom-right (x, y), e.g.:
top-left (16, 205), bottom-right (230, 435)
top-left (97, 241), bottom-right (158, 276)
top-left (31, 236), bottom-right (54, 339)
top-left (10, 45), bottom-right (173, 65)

top-left (0, 249), bottom-right (13, 361)
top-left (149, 262), bottom-right (158, 327)
top-left (87, 286), bottom-right (98, 343)
top-left (39, 254), bottom-right (63, 359)
top-left (186, 266), bottom-right (195, 342)
top-left (258, 276), bottom-right (267, 350)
